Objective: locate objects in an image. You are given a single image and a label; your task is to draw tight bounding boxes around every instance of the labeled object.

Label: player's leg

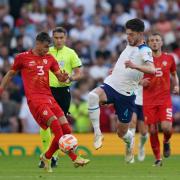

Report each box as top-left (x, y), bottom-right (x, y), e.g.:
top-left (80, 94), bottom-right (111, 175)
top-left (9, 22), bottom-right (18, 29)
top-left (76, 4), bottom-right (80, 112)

top-left (144, 105), bottom-right (162, 166)
top-left (126, 112), bottom-right (137, 163)
top-left (149, 124), bottom-right (162, 166)
top-left (161, 121), bottom-right (172, 158)
top-left (117, 121), bottom-right (134, 163)
top-left (115, 94), bottom-right (136, 163)
top-left (88, 86), bottom-right (107, 150)
top-left (39, 127), bottom-right (51, 168)
top-left (42, 115), bottom-right (64, 172)
top-left (137, 105), bottom-right (148, 162)
top-left (51, 102), bottom-right (90, 167)
top-left (50, 87), bottom-right (71, 167)
top-left (160, 106), bottom-right (173, 158)
top-left (137, 121), bottom-right (148, 161)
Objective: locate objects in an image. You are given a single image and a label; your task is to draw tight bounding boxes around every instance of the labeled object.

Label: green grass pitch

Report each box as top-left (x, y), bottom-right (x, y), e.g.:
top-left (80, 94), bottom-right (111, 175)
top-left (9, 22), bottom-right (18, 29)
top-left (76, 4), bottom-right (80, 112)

top-left (0, 155), bottom-right (180, 180)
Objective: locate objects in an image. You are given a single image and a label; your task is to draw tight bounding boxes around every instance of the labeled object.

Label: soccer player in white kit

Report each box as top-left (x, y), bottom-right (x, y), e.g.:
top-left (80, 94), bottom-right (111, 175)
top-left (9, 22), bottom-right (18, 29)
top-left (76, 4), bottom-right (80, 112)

top-left (88, 18), bottom-right (155, 163)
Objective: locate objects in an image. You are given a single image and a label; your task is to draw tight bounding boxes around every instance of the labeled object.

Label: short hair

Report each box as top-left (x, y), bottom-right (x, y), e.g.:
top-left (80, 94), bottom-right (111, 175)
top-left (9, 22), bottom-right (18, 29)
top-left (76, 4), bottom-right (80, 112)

top-left (147, 32), bottom-right (163, 42)
top-left (52, 27), bottom-right (67, 35)
top-left (125, 18), bottom-right (145, 32)
top-left (36, 32), bottom-right (51, 43)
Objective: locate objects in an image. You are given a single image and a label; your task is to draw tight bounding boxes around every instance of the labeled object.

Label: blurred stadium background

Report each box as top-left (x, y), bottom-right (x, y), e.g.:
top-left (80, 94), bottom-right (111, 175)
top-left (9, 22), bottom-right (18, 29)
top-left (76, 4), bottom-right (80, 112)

top-left (0, 0), bottom-right (180, 157)
top-left (0, 1), bottom-right (180, 179)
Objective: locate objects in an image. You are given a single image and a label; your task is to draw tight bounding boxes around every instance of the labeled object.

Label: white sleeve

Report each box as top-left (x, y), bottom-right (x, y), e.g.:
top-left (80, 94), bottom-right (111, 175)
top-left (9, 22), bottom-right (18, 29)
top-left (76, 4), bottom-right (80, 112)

top-left (140, 47), bottom-right (153, 63)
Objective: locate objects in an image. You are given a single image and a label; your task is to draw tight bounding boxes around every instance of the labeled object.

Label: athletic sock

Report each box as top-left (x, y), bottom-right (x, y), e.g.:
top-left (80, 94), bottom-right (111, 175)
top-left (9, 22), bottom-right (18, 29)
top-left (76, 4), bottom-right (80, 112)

top-left (88, 92), bottom-right (101, 135)
top-left (150, 132), bottom-right (161, 160)
top-left (45, 120), bottom-right (63, 159)
top-left (62, 123), bottom-right (72, 134)
top-left (140, 133), bottom-right (148, 148)
top-left (123, 129), bottom-right (133, 145)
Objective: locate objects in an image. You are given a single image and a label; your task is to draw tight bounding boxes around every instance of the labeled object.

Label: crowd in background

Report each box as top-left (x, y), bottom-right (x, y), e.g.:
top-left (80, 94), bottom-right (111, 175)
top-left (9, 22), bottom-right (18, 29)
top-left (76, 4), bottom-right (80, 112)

top-left (0, 0), bottom-right (180, 133)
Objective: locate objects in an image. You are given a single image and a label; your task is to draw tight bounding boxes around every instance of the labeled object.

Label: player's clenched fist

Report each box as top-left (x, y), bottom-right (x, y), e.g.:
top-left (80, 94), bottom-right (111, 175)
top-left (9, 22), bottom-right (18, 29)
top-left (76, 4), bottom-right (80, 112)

top-left (57, 70), bottom-right (69, 82)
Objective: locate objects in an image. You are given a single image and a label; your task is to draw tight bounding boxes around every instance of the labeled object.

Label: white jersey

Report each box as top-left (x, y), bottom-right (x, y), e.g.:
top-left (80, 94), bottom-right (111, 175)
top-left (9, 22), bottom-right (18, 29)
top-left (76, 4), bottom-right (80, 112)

top-left (104, 44), bottom-right (153, 96)
top-left (135, 85), bottom-right (143, 105)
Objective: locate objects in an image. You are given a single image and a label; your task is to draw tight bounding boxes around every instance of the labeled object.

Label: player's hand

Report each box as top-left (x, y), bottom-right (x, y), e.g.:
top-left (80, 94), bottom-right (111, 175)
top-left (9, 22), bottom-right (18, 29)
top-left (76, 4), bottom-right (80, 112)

top-left (124, 60), bottom-right (137, 69)
top-left (140, 78), bottom-right (150, 87)
top-left (58, 70), bottom-right (69, 82)
top-left (172, 85), bottom-right (179, 95)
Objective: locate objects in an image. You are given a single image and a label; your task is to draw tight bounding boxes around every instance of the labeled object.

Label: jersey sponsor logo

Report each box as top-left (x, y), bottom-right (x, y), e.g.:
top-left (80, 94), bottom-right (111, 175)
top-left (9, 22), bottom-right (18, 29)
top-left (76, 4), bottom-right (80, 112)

top-left (43, 59), bottom-right (48, 64)
top-left (43, 110), bottom-right (48, 116)
top-left (29, 61), bottom-right (36, 66)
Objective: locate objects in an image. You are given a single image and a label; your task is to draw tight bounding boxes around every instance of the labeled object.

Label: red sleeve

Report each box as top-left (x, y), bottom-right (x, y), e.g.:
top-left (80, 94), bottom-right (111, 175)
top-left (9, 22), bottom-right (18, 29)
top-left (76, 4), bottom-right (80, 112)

top-left (50, 56), bottom-right (60, 73)
top-left (170, 55), bottom-right (176, 73)
top-left (11, 54), bottom-right (23, 71)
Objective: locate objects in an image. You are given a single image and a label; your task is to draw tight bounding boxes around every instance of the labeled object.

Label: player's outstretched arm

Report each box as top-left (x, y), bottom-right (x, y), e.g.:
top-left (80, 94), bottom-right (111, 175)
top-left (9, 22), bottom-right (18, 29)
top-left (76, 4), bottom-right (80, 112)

top-left (125, 60), bottom-right (155, 74)
top-left (171, 71), bottom-right (179, 94)
top-left (0, 70), bottom-right (17, 95)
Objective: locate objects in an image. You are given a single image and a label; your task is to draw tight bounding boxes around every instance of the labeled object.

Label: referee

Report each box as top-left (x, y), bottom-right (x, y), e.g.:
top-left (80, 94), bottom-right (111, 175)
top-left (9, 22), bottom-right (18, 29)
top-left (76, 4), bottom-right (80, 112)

top-left (39, 27), bottom-right (82, 168)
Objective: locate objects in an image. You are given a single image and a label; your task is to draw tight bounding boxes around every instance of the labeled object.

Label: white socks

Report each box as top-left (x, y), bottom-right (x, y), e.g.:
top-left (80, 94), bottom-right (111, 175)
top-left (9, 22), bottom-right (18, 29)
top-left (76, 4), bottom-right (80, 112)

top-left (129, 128), bottom-right (136, 137)
top-left (88, 92), bottom-right (101, 135)
top-left (139, 133), bottom-right (148, 148)
top-left (123, 129), bottom-right (133, 144)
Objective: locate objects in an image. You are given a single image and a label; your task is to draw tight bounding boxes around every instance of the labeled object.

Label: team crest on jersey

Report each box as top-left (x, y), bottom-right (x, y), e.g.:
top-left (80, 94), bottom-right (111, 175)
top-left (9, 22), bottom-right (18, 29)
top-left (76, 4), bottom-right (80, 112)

top-left (29, 61), bottom-right (36, 66)
top-left (59, 61), bottom-right (64, 67)
top-left (162, 60), bottom-right (167, 66)
top-left (43, 110), bottom-right (48, 116)
top-left (43, 59), bottom-right (48, 64)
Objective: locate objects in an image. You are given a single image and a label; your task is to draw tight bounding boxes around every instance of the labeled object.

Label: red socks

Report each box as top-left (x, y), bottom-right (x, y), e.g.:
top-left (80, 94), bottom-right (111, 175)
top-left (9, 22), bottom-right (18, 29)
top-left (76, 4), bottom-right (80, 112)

top-left (150, 132), bottom-right (161, 160)
top-left (68, 151), bottom-right (77, 161)
top-left (62, 123), bottom-right (72, 134)
top-left (45, 120), bottom-right (63, 159)
top-left (45, 120), bottom-right (77, 161)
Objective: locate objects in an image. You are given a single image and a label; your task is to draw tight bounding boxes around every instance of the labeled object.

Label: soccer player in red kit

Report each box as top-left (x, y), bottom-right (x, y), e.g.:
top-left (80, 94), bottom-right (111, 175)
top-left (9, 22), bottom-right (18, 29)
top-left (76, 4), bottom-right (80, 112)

top-left (142, 33), bottom-right (179, 166)
top-left (0, 32), bottom-right (90, 172)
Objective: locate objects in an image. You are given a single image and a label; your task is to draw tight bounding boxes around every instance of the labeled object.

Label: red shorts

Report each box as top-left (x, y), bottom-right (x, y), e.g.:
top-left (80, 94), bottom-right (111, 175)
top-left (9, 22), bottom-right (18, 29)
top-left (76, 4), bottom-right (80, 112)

top-left (143, 104), bottom-right (173, 125)
top-left (28, 97), bottom-right (64, 130)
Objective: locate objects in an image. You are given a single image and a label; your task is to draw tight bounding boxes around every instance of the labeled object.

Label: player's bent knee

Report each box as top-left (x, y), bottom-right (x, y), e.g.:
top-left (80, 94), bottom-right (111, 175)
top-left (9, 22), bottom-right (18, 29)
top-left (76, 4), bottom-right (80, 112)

top-left (88, 92), bottom-right (99, 108)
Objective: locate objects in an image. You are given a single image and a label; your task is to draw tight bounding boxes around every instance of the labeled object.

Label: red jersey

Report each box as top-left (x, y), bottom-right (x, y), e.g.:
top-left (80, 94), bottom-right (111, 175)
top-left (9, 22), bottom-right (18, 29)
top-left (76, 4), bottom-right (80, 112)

top-left (11, 50), bottom-right (60, 101)
top-left (143, 52), bottom-right (176, 105)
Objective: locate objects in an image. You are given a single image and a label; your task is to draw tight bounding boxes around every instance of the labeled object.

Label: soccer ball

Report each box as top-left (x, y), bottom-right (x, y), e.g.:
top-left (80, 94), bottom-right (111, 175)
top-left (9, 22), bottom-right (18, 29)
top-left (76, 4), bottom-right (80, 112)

top-left (59, 134), bottom-right (78, 153)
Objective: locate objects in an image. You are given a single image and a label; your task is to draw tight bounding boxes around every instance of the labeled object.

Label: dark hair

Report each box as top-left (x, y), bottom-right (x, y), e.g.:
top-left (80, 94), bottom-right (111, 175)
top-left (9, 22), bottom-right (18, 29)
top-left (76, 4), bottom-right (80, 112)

top-left (36, 32), bottom-right (51, 43)
top-left (125, 18), bottom-right (145, 32)
top-left (52, 27), bottom-right (67, 35)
